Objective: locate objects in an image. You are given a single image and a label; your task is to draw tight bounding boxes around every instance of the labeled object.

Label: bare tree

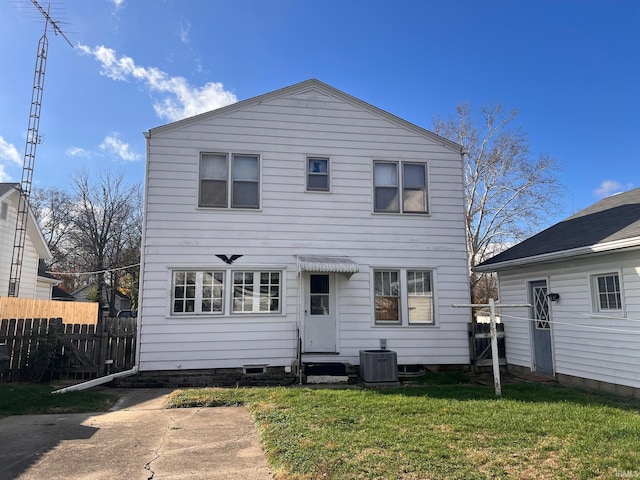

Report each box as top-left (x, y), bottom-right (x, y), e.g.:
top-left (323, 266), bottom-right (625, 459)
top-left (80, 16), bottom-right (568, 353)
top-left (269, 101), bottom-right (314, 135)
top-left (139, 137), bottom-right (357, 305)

top-left (69, 170), bottom-right (142, 316)
top-left (433, 103), bottom-right (563, 304)
top-left (30, 186), bottom-right (75, 271)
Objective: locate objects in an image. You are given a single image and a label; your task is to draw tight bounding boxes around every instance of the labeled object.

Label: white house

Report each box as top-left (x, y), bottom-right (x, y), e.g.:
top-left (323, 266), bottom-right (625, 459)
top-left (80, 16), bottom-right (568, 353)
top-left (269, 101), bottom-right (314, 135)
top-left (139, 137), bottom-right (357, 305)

top-left (138, 79), bottom-right (472, 382)
top-left (475, 188), bottom-right (640, 397)
top-left (0, 183), bottom-right (53, 300)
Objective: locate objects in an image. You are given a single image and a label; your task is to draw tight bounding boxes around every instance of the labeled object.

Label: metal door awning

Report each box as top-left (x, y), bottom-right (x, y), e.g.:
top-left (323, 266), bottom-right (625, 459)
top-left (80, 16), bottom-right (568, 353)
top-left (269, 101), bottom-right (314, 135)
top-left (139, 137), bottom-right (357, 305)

top-left (297, 256), bottom-right (359, 277)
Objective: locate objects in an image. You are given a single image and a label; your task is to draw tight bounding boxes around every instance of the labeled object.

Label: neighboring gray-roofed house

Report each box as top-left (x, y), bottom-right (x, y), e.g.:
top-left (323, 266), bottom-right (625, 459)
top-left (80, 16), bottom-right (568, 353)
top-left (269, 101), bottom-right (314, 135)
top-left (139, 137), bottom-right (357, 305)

top-left (475, 187), bottom-right (640, 397)
top-left (0, 183), bottom-right (53, 299)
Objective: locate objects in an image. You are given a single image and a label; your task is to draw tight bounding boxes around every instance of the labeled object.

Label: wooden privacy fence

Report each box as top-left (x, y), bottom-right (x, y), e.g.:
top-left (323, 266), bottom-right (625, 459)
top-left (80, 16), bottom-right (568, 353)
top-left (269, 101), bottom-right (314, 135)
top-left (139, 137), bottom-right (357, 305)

top-left (468, 322), bottom-right (506, 370)
top-left (0, 297), bottom-right (99, 325)
top-left (0, 317), bottom-right (136, 383)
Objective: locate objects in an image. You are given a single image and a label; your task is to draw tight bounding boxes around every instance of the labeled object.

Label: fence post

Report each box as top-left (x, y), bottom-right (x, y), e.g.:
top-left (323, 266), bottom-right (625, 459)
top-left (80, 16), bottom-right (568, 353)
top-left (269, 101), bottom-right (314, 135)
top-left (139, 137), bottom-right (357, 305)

top-left (98, 318), bottom-right (109, 376)
top-left (454, 300), bottom-right (532, 398)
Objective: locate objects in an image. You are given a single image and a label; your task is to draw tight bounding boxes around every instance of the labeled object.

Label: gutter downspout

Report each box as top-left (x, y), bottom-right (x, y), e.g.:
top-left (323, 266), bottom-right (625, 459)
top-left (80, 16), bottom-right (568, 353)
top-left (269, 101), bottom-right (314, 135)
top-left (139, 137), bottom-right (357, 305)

top-left (54, 131), bottom-right (151, 394)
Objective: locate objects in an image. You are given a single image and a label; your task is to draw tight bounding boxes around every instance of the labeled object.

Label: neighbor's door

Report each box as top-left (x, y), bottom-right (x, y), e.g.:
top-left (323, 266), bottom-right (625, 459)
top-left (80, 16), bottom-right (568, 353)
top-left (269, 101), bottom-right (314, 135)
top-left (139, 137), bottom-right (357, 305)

top-left (530, 280), bottom-right (554, 374)
top-left (303, 273), bottom-right (337, 353)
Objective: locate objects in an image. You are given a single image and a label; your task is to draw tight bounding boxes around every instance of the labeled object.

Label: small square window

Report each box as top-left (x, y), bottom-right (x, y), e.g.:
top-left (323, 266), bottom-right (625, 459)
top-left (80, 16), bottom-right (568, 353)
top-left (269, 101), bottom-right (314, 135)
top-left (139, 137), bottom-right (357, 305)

top-left (591, 272), bottom-right (622, 311)
top-left (307, 157), bottom-right (330, 191)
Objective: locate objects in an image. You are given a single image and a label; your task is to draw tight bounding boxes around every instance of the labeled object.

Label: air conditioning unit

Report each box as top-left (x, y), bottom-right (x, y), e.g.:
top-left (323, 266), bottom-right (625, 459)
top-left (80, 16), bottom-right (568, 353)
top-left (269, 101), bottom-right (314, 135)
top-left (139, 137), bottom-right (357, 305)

top-left (359, 350), bottom-right (398, 384)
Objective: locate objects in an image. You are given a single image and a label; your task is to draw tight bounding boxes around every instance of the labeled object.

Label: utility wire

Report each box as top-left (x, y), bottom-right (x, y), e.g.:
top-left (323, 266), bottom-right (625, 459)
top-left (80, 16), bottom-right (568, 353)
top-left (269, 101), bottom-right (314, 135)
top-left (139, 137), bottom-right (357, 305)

top-left (47, 263), bottom-right (140, 276)
top-left (498, 311), bottom-right (640, 334)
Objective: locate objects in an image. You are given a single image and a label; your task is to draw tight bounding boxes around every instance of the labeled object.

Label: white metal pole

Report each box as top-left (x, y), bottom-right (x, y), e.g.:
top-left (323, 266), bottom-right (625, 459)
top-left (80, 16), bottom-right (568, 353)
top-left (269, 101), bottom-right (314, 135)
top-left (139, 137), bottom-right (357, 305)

top-left (489, 298), bottom-right (501, 397)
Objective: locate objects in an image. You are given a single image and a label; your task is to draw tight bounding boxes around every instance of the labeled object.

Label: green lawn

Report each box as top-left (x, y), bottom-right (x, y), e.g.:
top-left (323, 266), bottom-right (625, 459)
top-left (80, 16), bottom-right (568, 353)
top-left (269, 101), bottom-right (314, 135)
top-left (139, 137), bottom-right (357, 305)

top-left (0, 384), bottom-right (118, 417)
top-left (167, 383), bottom-right (640, 480)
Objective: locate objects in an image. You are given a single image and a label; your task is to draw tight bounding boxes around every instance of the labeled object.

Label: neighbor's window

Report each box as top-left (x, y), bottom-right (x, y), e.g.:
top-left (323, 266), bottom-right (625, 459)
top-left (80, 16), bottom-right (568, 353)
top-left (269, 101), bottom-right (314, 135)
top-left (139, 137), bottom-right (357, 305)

top-left (172, 271), bottom-right (225, 314)
top-left (374, 161), bottom-right (428, 213)
top-left (407, 270), bottom-right (434, 324)
top-left (0, 201), bottom-right (7, 221)
top-left (307, 157), bottom-right (330, 191)
top-left (592, 272), bottom-right (622, 311)
top-left (233, 271), bottom-right (281, 313)
top-left (374, 270), bottom-right (400, 323)
top-left (199, 152), bottom-right (260, 208)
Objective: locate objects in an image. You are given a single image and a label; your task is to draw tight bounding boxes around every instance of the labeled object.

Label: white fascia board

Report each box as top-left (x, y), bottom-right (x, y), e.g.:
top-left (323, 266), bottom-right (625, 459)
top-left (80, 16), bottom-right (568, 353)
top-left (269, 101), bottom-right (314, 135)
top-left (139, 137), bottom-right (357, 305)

top-left (473, 236), bottom-right (640, 272)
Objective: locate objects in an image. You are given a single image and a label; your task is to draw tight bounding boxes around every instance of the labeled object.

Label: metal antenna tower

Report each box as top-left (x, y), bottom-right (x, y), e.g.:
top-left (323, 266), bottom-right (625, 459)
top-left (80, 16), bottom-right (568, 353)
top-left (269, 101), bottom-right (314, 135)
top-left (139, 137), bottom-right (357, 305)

top-left (8, 1), bottom-right (73, 297)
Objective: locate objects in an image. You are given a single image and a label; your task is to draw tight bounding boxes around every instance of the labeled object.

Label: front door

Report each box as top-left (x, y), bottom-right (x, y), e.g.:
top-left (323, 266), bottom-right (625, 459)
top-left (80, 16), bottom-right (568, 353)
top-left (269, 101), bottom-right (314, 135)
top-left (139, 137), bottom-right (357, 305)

top-left (530, 280), bottom-right (554, 374)
top-left (303, 273), bottom-right (337, 353)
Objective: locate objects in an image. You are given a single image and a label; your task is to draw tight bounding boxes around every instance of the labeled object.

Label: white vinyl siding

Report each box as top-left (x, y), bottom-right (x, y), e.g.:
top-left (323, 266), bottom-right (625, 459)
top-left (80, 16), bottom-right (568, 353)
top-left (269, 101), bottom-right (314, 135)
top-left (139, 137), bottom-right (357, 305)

top-left (0, 194), bottom-right (43, 299)
top-left (140, 82), bottom-right (471, 371)
top-left (497, 250), bottom-right (640, 390)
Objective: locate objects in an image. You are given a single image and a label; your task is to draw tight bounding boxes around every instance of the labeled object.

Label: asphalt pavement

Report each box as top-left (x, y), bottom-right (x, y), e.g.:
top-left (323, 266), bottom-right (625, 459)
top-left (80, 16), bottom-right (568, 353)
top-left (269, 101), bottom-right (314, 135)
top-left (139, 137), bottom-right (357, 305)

top-left (0, 388), bottom-right (273, 480)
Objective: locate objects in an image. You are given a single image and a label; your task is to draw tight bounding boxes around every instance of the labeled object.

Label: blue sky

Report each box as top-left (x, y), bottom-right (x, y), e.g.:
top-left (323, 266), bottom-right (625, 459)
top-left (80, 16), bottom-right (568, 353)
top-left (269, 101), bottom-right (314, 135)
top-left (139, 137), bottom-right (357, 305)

top-left (0, 0), bottom-right (638, 227)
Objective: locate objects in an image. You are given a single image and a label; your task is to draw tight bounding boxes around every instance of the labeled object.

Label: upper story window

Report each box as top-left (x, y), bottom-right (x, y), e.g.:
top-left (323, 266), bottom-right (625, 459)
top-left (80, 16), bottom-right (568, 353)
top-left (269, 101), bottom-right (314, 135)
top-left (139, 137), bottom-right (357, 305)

top-left (373, 161), bottom-right (428, 213)
top-left (307, 157), bottom-right (330, 191)
top-left (199, 153), bottom-right (260, 209)
top-left (0, 201), bottom-right (7, 221)
top-left (591, 272), bottom-right (623, 312)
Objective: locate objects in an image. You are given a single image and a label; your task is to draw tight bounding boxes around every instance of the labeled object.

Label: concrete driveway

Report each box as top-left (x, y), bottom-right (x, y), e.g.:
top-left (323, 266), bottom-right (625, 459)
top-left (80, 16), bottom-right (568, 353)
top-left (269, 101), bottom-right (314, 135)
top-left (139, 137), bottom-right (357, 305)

top-left (0, 388), bottom-right (273, 479)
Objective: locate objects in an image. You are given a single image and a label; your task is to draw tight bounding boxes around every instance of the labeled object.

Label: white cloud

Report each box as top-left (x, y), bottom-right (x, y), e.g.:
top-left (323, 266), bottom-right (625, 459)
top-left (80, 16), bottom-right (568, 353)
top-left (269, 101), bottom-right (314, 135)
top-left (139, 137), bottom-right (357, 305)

top-left (99, 134), bottom-right (141, 162)
top-left (594, 180), bottom-right (624, 198)
top-left (178, 19), bottom-right (191, 45)
top-left (66, 147), bottom-right (91, 158)
top-left (0, 136), bottom-right (22, 165)
top-left (78, 44), bottom-right (237, 122)
top-left (0, 164), bottom-right (11, 182)
top-left (110, 0), bottom-right (125, 11)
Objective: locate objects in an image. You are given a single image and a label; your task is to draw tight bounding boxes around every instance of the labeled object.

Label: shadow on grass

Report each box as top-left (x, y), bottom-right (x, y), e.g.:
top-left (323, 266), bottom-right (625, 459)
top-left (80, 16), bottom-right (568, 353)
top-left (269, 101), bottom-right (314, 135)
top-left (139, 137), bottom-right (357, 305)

top-left (370, 382), bottom-right (640, 411)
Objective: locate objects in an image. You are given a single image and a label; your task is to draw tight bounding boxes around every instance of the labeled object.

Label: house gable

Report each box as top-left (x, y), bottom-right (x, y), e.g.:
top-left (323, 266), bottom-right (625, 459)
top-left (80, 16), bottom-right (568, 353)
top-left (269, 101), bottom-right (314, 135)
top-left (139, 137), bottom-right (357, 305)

top-left (147, 79), bottom-right (464, 155)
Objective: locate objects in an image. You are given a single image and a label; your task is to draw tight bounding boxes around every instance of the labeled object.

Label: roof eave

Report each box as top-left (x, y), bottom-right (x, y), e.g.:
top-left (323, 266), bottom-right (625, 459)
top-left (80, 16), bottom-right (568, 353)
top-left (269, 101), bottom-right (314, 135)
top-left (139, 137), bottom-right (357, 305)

top-left (473, 236), bottom-right (640, 272)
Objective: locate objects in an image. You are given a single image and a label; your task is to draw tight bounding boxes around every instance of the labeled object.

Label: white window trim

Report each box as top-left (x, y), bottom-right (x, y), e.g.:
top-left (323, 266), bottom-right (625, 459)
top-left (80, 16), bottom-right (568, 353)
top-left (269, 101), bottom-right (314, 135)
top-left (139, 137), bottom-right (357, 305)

top-left (589, 269), bottom-right (625, 314)
top-left (372, 160), bottom-right (430, 215)
top-left (371, 267), bottom-right (438, 327)
top-left (231, 269), bottom-right (282, 314)
top-left (306, 156), bottom-right (331, 192)
top-left (168, 266), bottom-right (286, 318)
top-left (198, 151), bottom-right (262, 210)
top-left (170, 270), bottom-right (226, 316)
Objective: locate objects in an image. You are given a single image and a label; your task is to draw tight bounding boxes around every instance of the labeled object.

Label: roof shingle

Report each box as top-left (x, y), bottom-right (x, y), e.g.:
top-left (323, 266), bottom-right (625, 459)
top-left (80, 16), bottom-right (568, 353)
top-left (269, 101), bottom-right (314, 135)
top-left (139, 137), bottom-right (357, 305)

top-left (476, 187), bottom-right (640, 269)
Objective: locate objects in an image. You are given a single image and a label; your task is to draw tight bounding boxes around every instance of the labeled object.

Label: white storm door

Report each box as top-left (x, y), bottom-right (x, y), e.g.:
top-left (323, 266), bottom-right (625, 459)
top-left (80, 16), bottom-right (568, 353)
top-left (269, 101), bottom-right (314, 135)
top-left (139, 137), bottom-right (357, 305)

top-left (303, 273), bottom-right (337, 353)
